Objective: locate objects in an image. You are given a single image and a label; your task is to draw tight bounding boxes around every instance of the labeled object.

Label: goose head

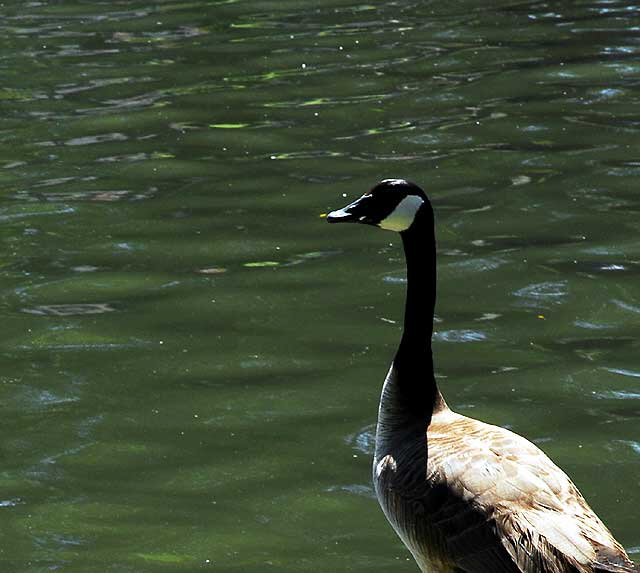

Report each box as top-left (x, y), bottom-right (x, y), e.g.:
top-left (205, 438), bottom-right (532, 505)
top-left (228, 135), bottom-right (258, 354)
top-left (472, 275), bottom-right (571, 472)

top-left (327, 179), bottom-right (429, 232)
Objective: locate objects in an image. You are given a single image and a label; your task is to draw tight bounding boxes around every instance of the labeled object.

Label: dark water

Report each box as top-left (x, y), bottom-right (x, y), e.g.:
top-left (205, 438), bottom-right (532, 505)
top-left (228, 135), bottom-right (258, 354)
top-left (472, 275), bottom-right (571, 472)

top-left (1, 1), bottom-right (638, 571)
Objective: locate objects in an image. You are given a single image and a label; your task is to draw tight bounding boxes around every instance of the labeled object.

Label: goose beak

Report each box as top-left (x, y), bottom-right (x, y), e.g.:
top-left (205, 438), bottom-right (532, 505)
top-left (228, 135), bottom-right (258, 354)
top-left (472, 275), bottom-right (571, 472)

top-left (327, 207), bottom-right (358, 223)
top-left (327, 195), bottom-right (371, 224)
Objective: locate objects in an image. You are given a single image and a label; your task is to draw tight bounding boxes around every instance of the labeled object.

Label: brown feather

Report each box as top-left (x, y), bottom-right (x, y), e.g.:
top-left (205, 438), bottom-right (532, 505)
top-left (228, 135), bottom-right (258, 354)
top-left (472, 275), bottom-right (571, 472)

top-left (374, 367), bottom-right (637, 573)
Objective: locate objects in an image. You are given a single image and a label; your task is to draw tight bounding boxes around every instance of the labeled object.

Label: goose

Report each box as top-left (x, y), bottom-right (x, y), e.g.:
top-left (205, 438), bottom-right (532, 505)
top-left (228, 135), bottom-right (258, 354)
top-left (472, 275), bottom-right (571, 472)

top-left (327, 179), bottom-right (637, 573)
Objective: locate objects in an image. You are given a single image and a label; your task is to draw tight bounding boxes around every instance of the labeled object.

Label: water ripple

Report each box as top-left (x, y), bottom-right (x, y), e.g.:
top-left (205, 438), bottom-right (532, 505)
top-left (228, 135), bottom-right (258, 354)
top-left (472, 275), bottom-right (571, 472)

top-left (617, 440), bottom-right (640, 455)
top-left (347, 424), bottom-right (376, 456)
top-left (434, 329), bottom-right (487, 343)
top-left (604, 367), bottom-right (640, 379)
top-left (22, 303), bottom-right (116, 316)
top-left (514, 281), bottom-right (568, 308)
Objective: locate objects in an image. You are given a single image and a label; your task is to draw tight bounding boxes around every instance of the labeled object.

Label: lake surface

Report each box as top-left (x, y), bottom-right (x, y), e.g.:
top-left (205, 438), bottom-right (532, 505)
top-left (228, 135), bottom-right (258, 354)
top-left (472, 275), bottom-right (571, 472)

top-left (1, 0), bottom-right (638, 571)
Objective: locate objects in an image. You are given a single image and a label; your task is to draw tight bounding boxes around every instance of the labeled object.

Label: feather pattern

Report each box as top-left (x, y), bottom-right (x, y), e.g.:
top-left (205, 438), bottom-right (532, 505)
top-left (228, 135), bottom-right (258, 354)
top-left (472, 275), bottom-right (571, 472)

top-left (374, 366), bottom-right (638, 573)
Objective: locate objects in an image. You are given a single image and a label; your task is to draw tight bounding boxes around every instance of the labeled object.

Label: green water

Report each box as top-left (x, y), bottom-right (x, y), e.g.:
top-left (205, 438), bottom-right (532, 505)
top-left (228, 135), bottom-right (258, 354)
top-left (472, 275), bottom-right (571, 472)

top-left (1, 1), bottom-right (638, 571)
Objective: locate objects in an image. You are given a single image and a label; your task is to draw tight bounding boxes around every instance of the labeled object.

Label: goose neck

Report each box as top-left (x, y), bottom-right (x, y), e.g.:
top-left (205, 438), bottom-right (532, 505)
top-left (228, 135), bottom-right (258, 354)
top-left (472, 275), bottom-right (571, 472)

top-left (390, 215), bottom-right (445, 419)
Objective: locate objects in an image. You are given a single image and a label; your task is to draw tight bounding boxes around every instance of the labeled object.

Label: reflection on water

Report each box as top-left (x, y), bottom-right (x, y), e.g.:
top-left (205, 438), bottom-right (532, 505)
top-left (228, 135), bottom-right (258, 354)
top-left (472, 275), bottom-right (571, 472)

top-left (348, 424), bottom-right (376, 456)
top-left (514, 281), bottom-right (568, 307)
top-left (0, 0), bottom-right (638, 571)
top-left (22, 303), bottom-right (116, 316)
top-left (434, 329), bottom-right (487, 342)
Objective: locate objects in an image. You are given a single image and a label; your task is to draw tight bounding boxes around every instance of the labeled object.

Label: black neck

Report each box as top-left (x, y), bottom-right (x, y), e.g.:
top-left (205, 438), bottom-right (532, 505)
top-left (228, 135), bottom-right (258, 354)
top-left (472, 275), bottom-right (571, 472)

top-left (393, 205), bottom-right (445, 421)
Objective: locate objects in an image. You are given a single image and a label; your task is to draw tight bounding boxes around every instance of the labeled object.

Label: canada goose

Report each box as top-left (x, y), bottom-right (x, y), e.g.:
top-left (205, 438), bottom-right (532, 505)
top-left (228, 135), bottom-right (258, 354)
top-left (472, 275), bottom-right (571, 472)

top-left (327, 179), bottom-right (637, 573)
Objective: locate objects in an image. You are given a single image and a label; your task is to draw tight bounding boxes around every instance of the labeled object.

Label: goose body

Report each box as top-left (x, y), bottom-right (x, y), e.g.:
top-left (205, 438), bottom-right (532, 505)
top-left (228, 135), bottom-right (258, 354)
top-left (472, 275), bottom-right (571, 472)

top-left (328, 180), bottom-right (637, 573)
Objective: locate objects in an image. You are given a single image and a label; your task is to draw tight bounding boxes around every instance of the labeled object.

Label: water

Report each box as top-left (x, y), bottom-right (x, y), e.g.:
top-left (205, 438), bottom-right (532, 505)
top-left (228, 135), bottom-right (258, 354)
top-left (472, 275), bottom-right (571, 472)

top-left (1, 1), bottom-right (638, 571)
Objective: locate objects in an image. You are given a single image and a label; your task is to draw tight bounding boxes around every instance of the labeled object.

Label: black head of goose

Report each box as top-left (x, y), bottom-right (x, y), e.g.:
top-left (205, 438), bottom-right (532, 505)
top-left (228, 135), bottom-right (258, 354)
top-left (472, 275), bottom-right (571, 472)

top-left (327, 179), bottom-right (637, 573)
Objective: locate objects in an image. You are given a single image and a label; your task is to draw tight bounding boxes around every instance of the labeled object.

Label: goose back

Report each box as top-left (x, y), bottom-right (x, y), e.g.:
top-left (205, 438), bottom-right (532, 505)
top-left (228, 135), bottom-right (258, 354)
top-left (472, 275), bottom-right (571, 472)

top-left (374, 369), bottom-right (637, 573)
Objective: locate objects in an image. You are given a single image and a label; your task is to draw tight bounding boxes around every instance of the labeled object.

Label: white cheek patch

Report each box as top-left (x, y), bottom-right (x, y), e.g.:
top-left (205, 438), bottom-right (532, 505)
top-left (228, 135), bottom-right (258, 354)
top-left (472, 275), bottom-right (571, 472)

top-left (379, 195), bottom-right (424, 231)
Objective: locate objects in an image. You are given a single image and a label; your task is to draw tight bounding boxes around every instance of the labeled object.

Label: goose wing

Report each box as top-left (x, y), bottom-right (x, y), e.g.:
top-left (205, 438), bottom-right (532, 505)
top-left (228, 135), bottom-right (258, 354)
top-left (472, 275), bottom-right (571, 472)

top-left (425, 411), bottom-right (637, 573)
